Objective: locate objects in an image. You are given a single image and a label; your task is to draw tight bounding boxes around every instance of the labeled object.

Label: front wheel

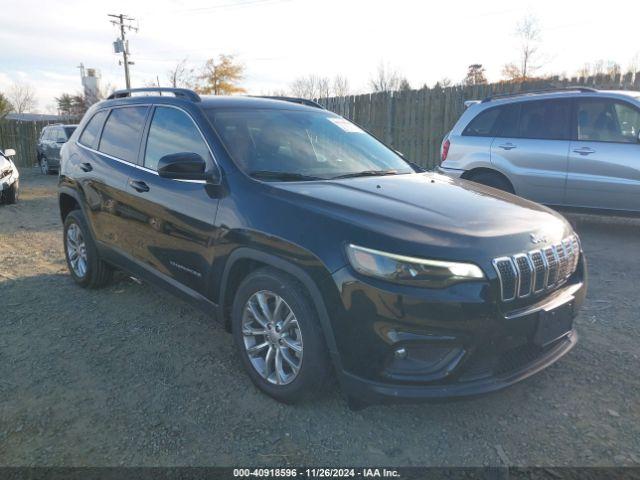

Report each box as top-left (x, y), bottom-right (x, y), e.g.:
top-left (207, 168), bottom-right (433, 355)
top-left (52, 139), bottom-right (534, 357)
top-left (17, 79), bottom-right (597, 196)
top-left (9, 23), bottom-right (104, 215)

top-left (4, 180), bottom-right (19, 204)
top-left (232, 268), bottom-right (331, 403)
top-left (63, 210), bottom-right (113, 288)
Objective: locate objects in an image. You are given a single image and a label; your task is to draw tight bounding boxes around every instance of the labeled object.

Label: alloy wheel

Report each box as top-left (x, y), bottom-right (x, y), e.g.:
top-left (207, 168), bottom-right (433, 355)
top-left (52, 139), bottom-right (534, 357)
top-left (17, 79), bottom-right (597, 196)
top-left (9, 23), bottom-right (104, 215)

top-left (41, 158), bottom-right (48, 174)
top-left (66, 223), bottom-right (88, 278)
top-left (242, 290), bottom-right (303, 385)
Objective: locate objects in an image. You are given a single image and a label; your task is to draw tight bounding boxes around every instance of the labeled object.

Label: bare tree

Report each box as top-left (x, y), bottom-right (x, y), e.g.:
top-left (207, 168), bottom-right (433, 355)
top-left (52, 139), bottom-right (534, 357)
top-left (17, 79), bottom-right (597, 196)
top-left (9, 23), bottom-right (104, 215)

top-left (628, 52), bottom-right (640, 74)
top-left (369, 62), bottom-right (404, 92)
top-left (332, 75), bottom-right (351, 97)
top-left (7, 82), bottom-right (37, 114)
top-left (502, 14), bottom-right (545, 81)
top-left (290, 75), bottom-right (331, 99)
top-left (576, 60), bottom-right (622, 77)
top-left (167, 58), bottom-right (195, 88)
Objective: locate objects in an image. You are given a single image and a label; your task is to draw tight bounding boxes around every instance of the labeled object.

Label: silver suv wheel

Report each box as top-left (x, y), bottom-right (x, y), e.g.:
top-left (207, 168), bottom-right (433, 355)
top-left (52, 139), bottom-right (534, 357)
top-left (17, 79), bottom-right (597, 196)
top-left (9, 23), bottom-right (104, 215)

top-left (40, 157), bottom-right (48, 174)
top-left (241, 290), bottom-right (303, 385)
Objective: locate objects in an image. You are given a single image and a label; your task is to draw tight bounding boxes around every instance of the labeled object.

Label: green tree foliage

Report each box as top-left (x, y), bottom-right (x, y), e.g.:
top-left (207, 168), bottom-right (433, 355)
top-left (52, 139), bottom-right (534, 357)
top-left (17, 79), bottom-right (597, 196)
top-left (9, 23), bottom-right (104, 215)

top-left (0, 93), bottom-right (13, 119)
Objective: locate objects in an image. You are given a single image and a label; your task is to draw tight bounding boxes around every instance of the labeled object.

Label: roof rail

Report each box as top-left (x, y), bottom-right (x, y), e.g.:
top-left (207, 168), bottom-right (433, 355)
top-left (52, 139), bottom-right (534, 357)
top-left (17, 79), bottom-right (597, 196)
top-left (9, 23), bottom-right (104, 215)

top-left (107, 87), bottom-right (201, 102)
top-left (482, 86), bottom-right (598, 103)
top-left (254, 96), bottom-right (325, 109)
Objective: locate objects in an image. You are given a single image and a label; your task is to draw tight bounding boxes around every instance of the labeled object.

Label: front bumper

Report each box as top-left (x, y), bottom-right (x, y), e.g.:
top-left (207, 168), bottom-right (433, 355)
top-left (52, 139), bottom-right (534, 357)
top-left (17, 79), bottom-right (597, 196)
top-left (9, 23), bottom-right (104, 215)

top-left (330, 256), bottom-right (587, 404)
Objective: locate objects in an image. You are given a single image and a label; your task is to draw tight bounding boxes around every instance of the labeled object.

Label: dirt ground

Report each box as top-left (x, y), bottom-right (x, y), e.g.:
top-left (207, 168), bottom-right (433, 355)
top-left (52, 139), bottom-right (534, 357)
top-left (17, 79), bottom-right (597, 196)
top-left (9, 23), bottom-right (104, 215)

top-left (1, 170), bottom-right (639, 467)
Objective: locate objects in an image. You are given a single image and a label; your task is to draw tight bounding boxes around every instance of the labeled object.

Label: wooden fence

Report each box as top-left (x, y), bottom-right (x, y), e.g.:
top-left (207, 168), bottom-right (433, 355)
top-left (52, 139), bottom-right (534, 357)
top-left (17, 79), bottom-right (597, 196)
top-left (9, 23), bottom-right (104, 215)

top-left (0, 119), bottom-right (61, 168)
top-left (317, 73), bottom-right (640, 169)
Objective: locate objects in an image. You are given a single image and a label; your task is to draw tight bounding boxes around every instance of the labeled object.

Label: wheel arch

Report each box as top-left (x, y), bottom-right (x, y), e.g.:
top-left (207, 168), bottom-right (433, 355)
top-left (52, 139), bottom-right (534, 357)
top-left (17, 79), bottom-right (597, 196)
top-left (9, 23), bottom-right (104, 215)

top-left (59, 187), bottom-right (91, 225)
top-left (461, 167), bottom-right (515, 192)
top-left (218, 247), bottom-right (341, 363)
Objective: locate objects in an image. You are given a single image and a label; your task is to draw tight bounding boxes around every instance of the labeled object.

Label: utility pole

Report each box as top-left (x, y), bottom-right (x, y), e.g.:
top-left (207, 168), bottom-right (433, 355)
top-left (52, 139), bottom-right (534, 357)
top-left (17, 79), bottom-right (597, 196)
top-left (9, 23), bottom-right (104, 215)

top-left (108, 14), bottom-right (138, 89)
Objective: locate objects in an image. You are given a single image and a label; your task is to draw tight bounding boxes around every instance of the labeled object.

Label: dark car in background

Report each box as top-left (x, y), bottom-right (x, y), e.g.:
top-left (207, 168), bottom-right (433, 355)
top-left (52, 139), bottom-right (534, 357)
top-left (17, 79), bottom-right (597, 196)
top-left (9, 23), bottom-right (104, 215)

top-left (37, 124), bottom-right (77, 174)
top-left (58, 88), bottom-right (587, 406)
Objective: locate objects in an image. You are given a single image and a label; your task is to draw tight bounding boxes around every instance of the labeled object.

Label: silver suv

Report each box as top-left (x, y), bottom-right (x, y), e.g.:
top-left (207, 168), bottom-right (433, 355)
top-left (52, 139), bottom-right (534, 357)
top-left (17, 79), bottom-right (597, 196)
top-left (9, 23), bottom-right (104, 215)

top-left (438, 88), bottom-right (640, 213)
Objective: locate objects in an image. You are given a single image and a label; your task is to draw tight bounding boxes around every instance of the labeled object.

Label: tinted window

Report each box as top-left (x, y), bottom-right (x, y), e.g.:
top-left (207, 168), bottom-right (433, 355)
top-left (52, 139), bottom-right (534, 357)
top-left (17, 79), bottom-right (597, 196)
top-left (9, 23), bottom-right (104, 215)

top-left (64, 126), bottom-right (77, 138)
top-left (462, 107), bottom-right (501, 137)
top-left (144, 107), bottom-right (212, 171)
top-left (79, 110), bottom-right (108, 149)
top-left (494, 104), bottom-right (520, 137)
top-left (99, 107), bottom-right (148, 162)
top-left (576, 99), bottom-right (640, 143)
top-left (518, 100), bottom-right (570, 140)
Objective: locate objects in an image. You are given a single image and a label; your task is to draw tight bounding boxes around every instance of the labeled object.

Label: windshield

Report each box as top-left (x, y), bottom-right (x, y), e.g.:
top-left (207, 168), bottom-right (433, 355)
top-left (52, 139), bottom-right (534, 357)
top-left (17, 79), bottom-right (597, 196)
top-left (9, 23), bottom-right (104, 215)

top-left (206, 108), bottom-right (414, 180)
top-left (64, 126), bottom-right (77, 138)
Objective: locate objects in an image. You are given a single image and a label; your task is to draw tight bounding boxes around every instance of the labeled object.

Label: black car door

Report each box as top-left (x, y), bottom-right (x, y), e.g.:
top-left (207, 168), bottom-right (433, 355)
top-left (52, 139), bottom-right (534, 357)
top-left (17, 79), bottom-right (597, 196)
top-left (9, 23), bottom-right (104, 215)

top-left (123, 105), bottom-right (221, 295)
top-left (76, 106), bottom-right (150, 254)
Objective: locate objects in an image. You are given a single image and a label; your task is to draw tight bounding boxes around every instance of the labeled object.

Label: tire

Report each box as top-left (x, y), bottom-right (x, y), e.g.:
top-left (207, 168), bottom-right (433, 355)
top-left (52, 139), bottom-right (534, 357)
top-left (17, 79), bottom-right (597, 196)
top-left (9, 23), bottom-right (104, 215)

top-left (231, 267), bottom-right (331, 403)
top-left (467, 171), bottom-right (514, 194)
top-left (5, 180), bottom-right (19, 204)
top-left (63, 210), bottom-right (113, 288)
top-left (40, 156), bottom-right (56, 175)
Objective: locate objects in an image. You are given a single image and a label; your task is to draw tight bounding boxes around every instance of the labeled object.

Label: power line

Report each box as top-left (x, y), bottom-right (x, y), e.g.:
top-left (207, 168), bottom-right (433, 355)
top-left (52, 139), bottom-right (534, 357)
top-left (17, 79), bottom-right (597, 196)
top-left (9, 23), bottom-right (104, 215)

top-left (141, 0), bottom-right (291, 17)
top-left (108, 13), bottom-right (138, 89)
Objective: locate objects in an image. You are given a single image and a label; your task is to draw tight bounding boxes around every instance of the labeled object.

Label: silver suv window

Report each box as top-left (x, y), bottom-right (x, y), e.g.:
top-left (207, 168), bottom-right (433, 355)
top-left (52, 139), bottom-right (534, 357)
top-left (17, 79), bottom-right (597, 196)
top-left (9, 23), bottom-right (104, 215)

top-left (463, 99), bottom-right (571, 140)
top-left (576, 98), bottom-right (640, 143)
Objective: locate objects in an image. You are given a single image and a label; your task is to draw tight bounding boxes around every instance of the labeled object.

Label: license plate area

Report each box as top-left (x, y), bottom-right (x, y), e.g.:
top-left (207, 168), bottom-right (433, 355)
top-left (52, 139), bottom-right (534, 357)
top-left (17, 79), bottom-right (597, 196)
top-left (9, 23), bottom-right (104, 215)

top-left (533, 301), bottom-right (574, 347)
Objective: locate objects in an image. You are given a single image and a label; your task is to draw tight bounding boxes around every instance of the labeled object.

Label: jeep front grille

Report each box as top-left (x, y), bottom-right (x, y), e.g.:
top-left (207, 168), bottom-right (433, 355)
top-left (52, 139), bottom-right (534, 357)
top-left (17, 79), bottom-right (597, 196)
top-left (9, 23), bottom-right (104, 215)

top-left (493, 235), bottom-right (580, 302)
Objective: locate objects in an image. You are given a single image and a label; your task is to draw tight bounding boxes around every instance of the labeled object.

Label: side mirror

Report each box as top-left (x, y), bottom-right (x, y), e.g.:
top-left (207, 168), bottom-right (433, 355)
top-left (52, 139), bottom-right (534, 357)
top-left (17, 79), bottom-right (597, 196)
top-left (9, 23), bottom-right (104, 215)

top-left (3, 148), bottom-right (16, 157)
top-left (157, 152), bottom-right (208, 181)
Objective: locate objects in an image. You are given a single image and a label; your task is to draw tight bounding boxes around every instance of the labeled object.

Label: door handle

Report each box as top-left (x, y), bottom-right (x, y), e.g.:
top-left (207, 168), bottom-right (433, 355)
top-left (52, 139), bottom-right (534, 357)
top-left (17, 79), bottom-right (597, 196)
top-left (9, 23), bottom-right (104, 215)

top-left (80, 162), bottom-right (93, 172)
top-left (498, 143), bottom-right (517, 150)
top-left (129, 180), bottom-right (150, 193)
top-left (573, 147), bottom-right (595, 155)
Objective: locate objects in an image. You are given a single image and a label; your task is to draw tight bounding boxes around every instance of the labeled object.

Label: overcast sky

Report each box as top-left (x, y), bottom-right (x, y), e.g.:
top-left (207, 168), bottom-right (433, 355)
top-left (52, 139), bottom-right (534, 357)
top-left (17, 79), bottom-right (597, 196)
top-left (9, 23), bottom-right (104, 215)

top-left (1, 0), bottom-right (638, 112)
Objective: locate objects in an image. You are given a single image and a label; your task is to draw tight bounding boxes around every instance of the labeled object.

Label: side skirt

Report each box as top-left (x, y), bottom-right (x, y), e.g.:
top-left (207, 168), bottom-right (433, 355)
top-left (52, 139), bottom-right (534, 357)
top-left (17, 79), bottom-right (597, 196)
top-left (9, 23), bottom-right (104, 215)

top-left (97, 242), bottom-right (220, 323)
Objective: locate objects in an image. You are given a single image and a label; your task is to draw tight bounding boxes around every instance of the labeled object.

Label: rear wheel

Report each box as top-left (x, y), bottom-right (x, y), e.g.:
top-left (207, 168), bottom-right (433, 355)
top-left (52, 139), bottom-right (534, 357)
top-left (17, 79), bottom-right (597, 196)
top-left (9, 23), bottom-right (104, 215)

top-left (467, 171), bottom-right (514, 193)
top-left (232, 267), bottom-right (331, 403)
top-left (63, 210), bottom-right (113, 288)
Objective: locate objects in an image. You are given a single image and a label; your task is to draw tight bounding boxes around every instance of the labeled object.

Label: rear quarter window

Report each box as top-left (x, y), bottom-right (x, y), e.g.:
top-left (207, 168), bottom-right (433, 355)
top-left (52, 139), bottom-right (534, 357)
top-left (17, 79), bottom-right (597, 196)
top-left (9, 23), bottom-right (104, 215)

top-left (98, 106), bottom-right (148, 163)
top-left (462, 107), bottom-right (501, 137)
top-left (79, 110), bottom-right (108, 149)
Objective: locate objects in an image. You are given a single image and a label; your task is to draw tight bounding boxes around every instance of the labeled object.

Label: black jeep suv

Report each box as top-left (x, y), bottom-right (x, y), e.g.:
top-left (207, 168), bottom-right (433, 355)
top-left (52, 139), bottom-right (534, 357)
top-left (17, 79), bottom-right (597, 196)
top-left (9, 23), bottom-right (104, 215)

top-left (58, 88), bottom-right (587, 405)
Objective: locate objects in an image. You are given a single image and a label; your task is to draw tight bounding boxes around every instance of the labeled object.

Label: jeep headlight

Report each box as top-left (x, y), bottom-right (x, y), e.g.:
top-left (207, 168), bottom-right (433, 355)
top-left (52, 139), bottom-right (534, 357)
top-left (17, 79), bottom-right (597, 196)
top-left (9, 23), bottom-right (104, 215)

top-left (346, 244), bottom-right (484, 288)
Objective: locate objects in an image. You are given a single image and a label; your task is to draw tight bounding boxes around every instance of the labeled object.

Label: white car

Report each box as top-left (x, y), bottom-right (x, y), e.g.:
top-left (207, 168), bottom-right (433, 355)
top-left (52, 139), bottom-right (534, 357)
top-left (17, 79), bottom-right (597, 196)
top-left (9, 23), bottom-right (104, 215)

top-left (0, 148), bottom-right (19, 204)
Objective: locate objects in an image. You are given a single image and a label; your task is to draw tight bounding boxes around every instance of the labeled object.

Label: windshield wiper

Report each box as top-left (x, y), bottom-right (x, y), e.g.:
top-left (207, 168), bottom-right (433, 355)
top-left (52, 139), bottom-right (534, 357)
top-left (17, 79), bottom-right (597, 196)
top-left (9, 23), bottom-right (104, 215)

top-left (249, 170), bottom-right (324, 181)
top-left (330, 169), bottom-right (398, 180)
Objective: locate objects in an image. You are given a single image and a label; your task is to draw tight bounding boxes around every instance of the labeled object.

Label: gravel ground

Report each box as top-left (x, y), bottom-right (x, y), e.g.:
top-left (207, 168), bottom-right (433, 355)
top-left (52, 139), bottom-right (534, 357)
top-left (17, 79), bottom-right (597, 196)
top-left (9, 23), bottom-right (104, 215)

top-left (1, 170), bottom-right (639, 467)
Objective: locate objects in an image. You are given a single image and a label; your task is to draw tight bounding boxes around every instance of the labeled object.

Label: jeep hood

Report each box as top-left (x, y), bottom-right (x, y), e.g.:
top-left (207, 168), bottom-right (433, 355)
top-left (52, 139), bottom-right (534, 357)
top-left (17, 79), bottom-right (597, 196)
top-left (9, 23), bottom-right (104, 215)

top-left (272, 172), bottom-right (571, 258)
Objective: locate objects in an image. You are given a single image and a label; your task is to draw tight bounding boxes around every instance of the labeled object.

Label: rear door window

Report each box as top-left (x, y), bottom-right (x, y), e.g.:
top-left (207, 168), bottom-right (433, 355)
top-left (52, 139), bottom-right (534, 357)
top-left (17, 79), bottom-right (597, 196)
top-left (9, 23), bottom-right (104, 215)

top-left (79, 110), bottom-right (108, 149)
top-left (518, 99), bottom-right (570, 140)
top-left (493, 104), bottom-right (520, 137)
top-left (99, 106), bottom-right (149, 163)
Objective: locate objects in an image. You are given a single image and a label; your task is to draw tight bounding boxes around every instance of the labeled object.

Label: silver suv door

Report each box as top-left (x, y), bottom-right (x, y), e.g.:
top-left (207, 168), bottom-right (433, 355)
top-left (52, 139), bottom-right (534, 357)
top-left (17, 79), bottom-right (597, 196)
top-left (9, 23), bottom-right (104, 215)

top-left (566, 97), bottom-right (640, 212)
top-left (490, 99), bottom-right (571, 205)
